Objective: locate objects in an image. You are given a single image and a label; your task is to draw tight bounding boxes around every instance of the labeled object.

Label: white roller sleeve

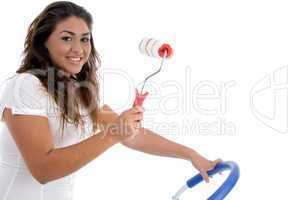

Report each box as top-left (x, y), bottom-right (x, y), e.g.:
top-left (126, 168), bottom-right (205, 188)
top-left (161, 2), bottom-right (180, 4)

top-left (139, 38), bottom-right (165, 58)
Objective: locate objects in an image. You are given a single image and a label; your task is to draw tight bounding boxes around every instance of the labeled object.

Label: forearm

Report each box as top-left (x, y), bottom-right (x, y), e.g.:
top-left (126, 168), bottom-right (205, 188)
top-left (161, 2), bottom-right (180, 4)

top-left (38, 131), bottom-right (119, 184)
top-left (122, 128), bottom-right (195, 161)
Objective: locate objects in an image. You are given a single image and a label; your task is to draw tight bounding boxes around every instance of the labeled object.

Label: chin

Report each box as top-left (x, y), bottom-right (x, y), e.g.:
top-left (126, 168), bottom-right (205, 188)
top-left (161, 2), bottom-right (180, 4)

top-left (66, 65), bottom-right (84, 76)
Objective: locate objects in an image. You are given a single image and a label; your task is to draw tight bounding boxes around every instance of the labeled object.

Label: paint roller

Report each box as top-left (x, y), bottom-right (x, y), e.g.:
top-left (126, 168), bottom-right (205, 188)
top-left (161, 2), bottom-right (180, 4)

top-left (134, 38), bottom-right (173, 107)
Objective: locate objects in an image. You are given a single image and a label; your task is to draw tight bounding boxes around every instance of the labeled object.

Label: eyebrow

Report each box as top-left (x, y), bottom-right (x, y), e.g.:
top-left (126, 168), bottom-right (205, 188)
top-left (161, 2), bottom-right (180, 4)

top-left (59, 30), bottom-right (91, 36)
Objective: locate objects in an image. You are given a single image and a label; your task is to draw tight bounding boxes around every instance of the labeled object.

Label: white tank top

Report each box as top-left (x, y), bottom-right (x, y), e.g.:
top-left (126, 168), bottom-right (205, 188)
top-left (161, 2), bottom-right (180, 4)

top-left (0, 73), bottom-right (94, 200)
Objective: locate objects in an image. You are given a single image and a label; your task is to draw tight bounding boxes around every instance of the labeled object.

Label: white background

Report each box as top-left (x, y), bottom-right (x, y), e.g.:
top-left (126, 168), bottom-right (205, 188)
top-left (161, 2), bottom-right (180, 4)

top-left (0, 0), bottom-right (300, 199)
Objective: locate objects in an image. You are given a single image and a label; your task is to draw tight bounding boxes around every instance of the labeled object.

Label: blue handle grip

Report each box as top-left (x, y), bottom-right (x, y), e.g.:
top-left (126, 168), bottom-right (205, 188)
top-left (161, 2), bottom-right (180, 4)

top-left (186, 161), bottom-right (239, 200)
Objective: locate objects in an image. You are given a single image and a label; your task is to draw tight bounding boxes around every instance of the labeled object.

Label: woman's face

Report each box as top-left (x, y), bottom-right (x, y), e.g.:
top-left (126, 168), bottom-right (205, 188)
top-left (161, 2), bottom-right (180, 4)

top-left (45, 16), bottom-right (92, 77)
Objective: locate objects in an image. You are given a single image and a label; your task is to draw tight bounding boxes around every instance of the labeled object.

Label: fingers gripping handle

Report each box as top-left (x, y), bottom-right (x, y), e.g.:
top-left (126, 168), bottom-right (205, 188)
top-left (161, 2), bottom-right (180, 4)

top-left (134, 89), bottom-right (149, 106)
top-left (186, 161), bottom-right (240, 200)
top-left (172, 161), bottom-right (240, 200)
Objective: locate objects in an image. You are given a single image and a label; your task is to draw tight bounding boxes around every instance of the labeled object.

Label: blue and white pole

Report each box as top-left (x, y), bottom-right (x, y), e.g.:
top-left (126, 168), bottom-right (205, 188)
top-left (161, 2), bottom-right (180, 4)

top-left (172, 161), bottom-right (240, 200)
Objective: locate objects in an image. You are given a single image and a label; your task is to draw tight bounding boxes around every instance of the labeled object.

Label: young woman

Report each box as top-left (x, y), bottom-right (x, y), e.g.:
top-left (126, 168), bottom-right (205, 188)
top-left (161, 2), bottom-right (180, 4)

top-left (0, 1), bottom-right (221, 199)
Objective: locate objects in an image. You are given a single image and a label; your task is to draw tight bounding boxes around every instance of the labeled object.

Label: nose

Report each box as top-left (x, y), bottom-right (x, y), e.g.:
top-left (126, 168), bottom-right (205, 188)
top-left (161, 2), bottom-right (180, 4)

top-left (71, 40), bottom-right (83, 54)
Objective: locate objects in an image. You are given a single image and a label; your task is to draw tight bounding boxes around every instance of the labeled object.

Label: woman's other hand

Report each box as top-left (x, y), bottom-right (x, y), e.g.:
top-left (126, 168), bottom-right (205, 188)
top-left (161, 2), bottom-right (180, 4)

top-left (189, 150), bottom-right (222, 183)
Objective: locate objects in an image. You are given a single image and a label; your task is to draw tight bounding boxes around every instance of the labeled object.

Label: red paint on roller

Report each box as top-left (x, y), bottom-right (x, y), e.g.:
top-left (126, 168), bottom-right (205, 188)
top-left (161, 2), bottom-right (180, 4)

top-left (134, 89), bottom-right (149, 106)
top-left (158, 43), bottom-right (173, 58)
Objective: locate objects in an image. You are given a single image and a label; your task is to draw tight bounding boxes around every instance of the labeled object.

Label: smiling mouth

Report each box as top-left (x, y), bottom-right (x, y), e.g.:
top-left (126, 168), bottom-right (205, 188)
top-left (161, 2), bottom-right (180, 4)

top-left (66, 56), bottom-right (82, 64)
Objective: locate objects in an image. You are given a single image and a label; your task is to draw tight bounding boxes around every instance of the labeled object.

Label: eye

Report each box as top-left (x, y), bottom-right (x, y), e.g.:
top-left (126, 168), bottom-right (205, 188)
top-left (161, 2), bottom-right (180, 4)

top-left (81, 37), bottom-right (90, 43)
top-left (61, 36), bottom-right (72, 42)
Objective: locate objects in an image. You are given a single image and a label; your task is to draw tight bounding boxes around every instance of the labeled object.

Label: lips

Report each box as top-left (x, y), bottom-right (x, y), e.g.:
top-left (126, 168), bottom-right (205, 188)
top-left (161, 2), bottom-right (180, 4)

top-left (66, 56), bottom-right (82, 64)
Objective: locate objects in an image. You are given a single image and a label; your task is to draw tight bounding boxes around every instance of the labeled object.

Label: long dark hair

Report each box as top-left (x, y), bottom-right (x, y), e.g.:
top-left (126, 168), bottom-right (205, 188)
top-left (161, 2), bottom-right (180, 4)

top-left (17, 1), bottom-right (102, 138)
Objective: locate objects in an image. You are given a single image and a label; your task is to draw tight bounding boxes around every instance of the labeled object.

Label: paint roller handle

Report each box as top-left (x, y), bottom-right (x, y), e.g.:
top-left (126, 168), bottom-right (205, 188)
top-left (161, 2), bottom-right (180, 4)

top-left (133, 89), bottom-right (149, 107)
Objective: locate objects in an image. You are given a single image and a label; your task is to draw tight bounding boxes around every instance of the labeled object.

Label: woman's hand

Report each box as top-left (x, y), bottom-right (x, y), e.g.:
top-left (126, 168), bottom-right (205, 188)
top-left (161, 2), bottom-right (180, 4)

top-left (189, 150), bottom-right (222, 183)
top-left (108, 106), bottom-right (144, 142)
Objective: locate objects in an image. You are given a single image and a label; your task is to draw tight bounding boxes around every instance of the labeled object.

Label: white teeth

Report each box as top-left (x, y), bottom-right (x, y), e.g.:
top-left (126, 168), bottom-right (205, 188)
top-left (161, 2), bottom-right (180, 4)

top-left (67, 57), bottom-right (81, 62)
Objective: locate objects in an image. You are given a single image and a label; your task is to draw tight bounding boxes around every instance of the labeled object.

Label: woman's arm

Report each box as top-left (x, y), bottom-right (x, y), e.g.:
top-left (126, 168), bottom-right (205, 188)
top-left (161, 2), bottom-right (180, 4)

top-left (121, 128), bottom-right (194, 160)
top-left (102, 106), bottom-right (221, 182)
top-left (123, 128), bottom-right (222, 182)
top-left (3, 104), bottom-right (142, 184)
